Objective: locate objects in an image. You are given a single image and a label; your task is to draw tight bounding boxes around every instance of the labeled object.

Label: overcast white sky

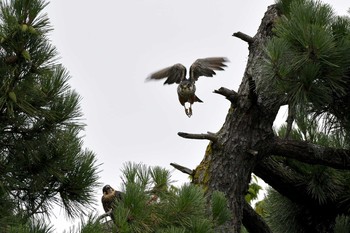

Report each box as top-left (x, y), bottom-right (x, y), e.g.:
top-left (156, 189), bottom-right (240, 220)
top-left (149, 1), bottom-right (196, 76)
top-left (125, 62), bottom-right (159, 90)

top-left (44, 0), bottom-right (348, 231)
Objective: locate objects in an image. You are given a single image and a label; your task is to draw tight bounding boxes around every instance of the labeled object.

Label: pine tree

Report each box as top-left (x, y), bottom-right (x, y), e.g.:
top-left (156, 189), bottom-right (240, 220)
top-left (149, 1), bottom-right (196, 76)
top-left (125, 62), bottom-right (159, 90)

top-left (259, 113), bottom-right (350, 232)
top-left (173, 0), bottom-right (350, 232)
top-left (93, 162), bottom-right (231, 233)
top-left (0, 0), bottom-right (100, 231)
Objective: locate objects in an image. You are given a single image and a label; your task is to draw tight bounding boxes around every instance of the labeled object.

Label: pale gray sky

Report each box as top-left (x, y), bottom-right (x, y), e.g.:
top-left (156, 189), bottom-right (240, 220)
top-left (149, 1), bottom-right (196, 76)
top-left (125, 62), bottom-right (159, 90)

top-left (44, 1), bottom-right (348, 231)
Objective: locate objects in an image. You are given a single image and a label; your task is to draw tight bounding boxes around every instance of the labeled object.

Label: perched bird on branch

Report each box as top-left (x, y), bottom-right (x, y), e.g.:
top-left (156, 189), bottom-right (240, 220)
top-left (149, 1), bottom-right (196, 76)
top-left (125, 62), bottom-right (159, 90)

top-left (101, 184), bottom-right (123, 223)
top-left (146, 57), bottom-right (229, 117)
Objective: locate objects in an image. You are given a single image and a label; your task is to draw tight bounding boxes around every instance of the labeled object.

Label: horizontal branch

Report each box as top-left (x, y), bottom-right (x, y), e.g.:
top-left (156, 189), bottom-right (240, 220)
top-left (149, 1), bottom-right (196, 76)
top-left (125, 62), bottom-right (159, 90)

top-left (254, 157), bottom-right (349, 215)
top-left (213, 87), bottom-right (239, 105)
top-left (170, 163), bottom-right (194, 176)
top-left (232, 31), bottom-right (254, 44)
top-left (272, 138), bottom-right (350, 170)
top-left (178, 132), bottom-right (218, 142)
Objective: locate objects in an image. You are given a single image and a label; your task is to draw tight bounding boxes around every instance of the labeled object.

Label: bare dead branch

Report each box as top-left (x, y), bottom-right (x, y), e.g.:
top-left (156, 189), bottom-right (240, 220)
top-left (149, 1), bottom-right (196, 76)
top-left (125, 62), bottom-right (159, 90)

top-left (170, 163), bottom-right (194, 176)
top-left (232, 31), bottom-right (254, 44)
top-left (213, 87), bottom-right (239, 105)
top-left (178, 132), bottom-right (218, 142)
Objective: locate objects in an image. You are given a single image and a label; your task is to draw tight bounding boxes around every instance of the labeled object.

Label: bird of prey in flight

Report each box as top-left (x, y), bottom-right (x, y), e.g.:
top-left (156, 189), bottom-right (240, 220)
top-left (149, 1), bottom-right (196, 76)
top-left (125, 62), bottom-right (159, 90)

top-left (146, 57), bottom-right (228, 117)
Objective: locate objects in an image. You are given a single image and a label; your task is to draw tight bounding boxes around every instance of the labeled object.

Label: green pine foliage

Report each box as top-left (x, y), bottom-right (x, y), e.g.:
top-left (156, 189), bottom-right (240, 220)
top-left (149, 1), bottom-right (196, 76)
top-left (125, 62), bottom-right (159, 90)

top-left (263, 112), bottom-right (350, 232)
top-left (264, 188), bottom-right (306, 233)
top-left (261, 0), bottom-right (350, 124)
top-left (211, 191), bottom-right (232, 226)
top-left (244, 175), bottom-right (262, 204)
top-left (98, 162), bottom-right (231, 233)
top-left (0, 0), bottom-right (100, 230)
top-left (334, 215), bottom-right (350, 233)
top-left (7, 219), bottom-right (54, 233)
top-left (67, 214), bottom-right (107, 233)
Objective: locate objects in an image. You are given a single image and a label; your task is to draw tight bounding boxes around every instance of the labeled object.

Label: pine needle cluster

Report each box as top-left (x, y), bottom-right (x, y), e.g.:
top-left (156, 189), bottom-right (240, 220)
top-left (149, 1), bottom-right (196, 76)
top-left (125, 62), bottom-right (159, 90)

top-left (0, 0), bottom-right (100, 230)
top-left (100, 162), bottom-right (231, 233)
top-left (261, 112), bottom-right (350, 232)
top-left (261, 0), bottom-right (350, 129)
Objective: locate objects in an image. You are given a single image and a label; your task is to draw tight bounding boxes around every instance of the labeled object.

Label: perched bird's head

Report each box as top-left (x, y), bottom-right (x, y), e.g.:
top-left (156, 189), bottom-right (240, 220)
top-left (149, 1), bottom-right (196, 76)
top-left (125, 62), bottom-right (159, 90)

top-left (102, 185), bottom-right (114, 194)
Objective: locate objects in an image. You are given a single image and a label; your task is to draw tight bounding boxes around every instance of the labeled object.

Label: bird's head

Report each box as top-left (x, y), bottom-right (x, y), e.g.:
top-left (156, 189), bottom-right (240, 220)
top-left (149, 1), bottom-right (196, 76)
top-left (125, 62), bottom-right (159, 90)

top-left (179, 80), bottom-right (195, 91)
top-left (102, 185), bottom-right (114, 194)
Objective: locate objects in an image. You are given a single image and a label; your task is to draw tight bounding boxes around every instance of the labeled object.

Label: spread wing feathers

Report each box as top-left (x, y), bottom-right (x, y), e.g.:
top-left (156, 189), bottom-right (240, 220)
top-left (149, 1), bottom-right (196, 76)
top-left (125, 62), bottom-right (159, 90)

top-left (189, 57), bottom-right (228, 82)
top-left (146, 63), bottom-right (187, 85)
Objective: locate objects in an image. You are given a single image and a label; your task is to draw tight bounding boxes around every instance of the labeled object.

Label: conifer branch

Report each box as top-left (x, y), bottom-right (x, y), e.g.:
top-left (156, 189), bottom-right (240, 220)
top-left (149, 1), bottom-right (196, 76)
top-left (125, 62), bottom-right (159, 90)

top-left (254, 157), bottom-right (316, 206)
top-left (232, 31), bottom-right (254, 44)
top-left (243, 201), bottom-right (272, 233)
top-left (254, 157), bottom-right (350, 214)
top-left (272, 138), bottom-right (350, 170)
top-left (177, 132), bottom-right (218, 142)
top-left (170, 163), bottom-right (194, 176)
top-left (97, 209), bottom-right (112, 222)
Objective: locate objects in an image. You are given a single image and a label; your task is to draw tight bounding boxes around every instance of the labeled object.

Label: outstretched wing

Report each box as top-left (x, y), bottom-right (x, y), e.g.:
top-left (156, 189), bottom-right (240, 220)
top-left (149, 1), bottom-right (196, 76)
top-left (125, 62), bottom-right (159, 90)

top-left (189, 57), bottom-right (228, 82)
top-left (146, 63), bottom-right (187, 85)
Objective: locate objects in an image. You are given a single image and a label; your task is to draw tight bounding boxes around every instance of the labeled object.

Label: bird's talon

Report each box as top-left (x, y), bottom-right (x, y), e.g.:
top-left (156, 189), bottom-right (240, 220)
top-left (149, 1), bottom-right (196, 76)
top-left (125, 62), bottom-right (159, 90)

top-left (185, 107), bottom-right (192, 117)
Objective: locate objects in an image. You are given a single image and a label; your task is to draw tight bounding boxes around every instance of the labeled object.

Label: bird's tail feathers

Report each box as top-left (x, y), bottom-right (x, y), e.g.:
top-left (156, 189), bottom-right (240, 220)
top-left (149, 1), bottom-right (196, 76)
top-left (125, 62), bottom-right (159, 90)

top-left (195, 95), bottom-right (203, 103)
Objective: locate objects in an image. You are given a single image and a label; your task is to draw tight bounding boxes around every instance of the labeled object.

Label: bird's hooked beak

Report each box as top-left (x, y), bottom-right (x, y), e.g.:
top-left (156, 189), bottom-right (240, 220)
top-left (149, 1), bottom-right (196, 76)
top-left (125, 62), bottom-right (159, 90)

top-left (184, 83), bottom-right (191, 89)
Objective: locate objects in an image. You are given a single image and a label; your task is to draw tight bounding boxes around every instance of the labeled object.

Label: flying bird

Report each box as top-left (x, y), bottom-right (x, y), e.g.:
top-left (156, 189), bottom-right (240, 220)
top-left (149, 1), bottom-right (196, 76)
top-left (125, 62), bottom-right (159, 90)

top-left (101, 184), bottom-right (123, 223)
top-left (146, 57), bottom-right (229, 117)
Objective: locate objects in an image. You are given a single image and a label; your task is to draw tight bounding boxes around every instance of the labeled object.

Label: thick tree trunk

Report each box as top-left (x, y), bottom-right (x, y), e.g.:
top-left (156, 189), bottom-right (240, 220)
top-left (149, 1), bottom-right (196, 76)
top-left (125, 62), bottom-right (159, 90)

top-left (191, 5), bottom-right (280, 232)
top-left (173, 4), bottom-right (350, 233)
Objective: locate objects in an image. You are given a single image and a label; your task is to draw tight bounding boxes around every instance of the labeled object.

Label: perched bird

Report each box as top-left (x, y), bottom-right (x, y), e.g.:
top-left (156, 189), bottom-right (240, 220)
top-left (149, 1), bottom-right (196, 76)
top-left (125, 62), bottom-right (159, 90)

top-left (146, 57), bottom-right (229, 117)
top-left (101, 185), bottom-right (123, 223)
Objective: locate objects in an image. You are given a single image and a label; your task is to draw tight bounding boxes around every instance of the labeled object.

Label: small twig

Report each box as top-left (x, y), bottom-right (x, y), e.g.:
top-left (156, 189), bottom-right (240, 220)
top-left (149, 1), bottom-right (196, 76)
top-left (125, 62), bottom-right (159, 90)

top-left (170, 163), bottom-right (194, 176)
top-left (232, 31), bottom-right (254, 44)
top-left (178, 132), bottom-right (218, 142)
top-left (213, 87), bottom-right (239, 105)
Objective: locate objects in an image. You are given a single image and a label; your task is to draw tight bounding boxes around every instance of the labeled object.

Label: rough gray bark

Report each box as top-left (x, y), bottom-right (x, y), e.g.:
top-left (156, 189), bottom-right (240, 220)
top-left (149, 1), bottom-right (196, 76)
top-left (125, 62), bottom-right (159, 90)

top-left (190, 5), bottom-right (280, 233)
top-left (174, 4), bottom-right (350, 233)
